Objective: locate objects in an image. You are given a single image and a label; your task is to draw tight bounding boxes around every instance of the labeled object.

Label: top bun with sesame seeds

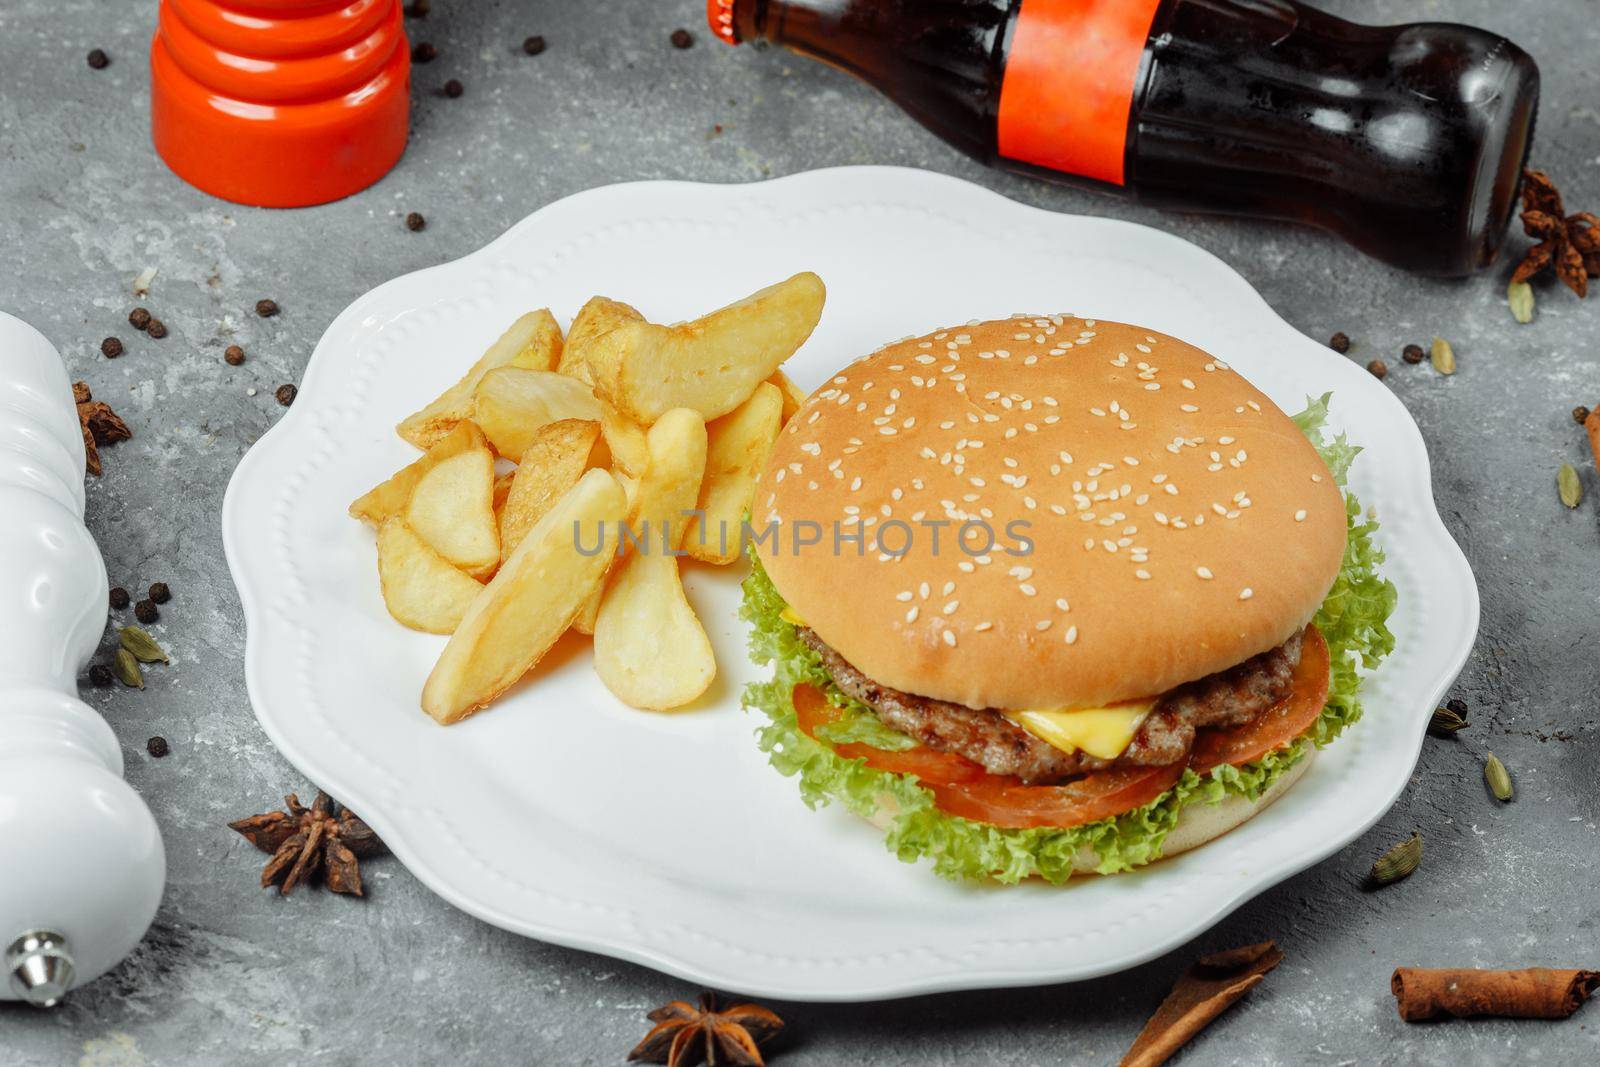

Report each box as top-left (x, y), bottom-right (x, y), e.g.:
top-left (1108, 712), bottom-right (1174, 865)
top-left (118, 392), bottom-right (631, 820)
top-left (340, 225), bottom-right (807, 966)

top-left (754, 314), bottom-right (1347, 712)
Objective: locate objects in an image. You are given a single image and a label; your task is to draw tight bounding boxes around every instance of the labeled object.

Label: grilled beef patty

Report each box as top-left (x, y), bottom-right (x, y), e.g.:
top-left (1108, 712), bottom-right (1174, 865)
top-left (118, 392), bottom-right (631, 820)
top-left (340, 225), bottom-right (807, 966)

top-left (797, 627), bottom-right (1304, 784)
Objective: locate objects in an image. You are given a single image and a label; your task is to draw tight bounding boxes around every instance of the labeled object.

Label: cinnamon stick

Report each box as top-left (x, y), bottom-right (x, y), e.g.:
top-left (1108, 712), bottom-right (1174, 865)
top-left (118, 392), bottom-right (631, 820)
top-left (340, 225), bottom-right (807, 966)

top-left (1585, 408), bottom-right (1600, 478)
top-left (1391, 967), bottom-right (1600, 1022)
top-left (1119, 942), bottom-right (1283, 1067)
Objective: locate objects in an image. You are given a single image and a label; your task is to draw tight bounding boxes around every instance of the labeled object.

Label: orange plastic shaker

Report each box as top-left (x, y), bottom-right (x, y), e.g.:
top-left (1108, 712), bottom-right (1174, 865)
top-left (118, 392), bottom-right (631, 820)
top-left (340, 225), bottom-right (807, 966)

top-left (150, 0), bottom-right (411, 208)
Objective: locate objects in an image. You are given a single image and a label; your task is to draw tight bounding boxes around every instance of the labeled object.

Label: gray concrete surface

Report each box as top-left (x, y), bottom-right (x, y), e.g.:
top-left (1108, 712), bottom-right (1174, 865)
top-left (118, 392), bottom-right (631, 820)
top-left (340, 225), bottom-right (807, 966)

top-left (2, 1), bottom-right (1597, 1063)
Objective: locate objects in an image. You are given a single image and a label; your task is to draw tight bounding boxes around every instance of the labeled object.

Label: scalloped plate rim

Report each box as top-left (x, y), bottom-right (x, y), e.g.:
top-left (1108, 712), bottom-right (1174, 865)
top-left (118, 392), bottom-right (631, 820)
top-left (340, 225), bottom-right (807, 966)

top-left (222, 165), bottom-right (1478, 1001)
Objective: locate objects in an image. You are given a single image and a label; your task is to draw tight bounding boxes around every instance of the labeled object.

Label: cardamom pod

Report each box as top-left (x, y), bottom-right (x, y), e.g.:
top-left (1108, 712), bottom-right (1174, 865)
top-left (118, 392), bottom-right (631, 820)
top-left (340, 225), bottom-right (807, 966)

top-left (119, 625), bottom-right (169, 664)
top-left (1559, 463), bottom-right (1583, 509)
top-left (113, 647), bottom-right (144, 689)
top-left (1507, 280), bottom-right (1535, 324)
top-left (1427, 706), bottom-right (1469, 737)
top-left (1369, 832), bottom-right (1422, 887)
top-left (1430, 336), bottom-right (1456, 376)
top-left (1484, 752), bottom-right (1513, 801)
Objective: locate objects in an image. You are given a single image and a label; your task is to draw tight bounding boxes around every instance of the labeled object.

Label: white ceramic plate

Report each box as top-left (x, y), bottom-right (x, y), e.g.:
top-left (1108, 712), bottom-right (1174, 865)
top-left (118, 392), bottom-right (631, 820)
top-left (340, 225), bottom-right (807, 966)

top-left (223, 167), bottom-right (1478, 1001)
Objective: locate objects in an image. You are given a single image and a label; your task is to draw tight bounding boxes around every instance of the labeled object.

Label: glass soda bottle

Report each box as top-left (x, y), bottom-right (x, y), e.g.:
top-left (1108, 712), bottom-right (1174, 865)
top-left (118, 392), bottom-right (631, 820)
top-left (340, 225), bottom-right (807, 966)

top-left (706, 0), bottom-right (1540, 276)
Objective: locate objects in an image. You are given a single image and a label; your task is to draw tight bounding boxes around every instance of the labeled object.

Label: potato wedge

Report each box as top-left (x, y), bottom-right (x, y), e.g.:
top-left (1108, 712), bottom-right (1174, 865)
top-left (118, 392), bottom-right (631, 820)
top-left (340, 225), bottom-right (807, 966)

top-left (598, 402), bottom-right (651, 478)
top-left (558, 296), bottom-right (643, 386)
top-left (470, 368), bottom-right (603, 461)
top-left (623, 409), bottom-right (706, 544)
top-left (405, 445), bottom-right (499, 579)
top-left (350, 421), bottom-right (489, 527)
top-left (684, 381), bottom-right (783, 564)
top-left (593, 553), bottom-right (715, 710)
top-left (584, 272), bottom-right (825, 424)
top-left (593, 409), bottom-right (713, 709)
top-left (398, 310), bottom-right (563, 449)
top-left (377, 519), bottom-right (484, 634)
top-left (492, 469), bottom-right (516, 516)
top-left (571, 413), bottom-right (689, 637)
top-left (768, 369), bottom-right (808, 425)
top-left (498, 418), bottom-right (599, 563)
top-left (572, 583), bottom-right (604, 636)
top-left (422, 469), bottom-right (626, 724)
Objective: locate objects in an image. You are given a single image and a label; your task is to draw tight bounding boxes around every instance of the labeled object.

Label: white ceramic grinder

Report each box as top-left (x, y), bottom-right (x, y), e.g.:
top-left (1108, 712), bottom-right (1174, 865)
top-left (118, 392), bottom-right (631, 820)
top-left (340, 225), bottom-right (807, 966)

top-left (0, 311), bottom-right (164, 1006)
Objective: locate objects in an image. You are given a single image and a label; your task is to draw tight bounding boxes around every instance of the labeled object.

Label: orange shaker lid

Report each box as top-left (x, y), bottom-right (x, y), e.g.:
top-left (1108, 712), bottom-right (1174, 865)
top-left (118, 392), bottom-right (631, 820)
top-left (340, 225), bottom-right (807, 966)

top-left (150, 0), bottom-right (411, 208)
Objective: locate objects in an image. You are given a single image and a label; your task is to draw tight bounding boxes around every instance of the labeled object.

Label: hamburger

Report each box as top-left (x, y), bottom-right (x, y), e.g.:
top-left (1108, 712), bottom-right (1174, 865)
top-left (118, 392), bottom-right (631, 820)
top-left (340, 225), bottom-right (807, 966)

top-left (741, 315), bottom-right (1395, 882)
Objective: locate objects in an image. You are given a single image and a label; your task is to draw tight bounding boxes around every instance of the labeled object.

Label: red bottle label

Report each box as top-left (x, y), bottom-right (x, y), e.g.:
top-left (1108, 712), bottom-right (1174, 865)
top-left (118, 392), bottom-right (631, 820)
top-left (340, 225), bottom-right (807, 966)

top-left (997, 0), bottom-right (1164, 186)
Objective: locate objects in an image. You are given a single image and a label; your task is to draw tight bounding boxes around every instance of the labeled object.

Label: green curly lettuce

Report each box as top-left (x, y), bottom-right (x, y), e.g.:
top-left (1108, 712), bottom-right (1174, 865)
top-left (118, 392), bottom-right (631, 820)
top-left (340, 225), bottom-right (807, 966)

top-left (739, 395), bottom-right (1396, 883)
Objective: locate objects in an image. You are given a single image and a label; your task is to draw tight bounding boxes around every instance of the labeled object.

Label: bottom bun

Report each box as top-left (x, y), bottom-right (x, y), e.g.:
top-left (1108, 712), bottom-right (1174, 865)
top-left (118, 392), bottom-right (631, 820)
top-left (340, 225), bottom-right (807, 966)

top-left (865, 747), bottom-right (1315, 879)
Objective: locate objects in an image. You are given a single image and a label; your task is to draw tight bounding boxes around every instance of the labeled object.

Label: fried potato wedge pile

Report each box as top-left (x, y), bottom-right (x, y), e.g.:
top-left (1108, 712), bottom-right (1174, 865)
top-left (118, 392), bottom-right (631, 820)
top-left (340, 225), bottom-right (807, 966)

top-left (349, 275), bottom-right (821, 720)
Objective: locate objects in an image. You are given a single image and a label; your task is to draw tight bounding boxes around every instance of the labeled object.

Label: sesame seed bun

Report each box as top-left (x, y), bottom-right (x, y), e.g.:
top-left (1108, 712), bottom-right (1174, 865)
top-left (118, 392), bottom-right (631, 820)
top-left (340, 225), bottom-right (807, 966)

top-left (755, 316), bottom-right (1347, 711)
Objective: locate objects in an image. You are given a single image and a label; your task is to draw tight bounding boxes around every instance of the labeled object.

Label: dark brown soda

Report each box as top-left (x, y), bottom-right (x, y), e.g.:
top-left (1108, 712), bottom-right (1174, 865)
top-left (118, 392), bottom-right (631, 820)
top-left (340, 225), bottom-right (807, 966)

top-left (722, 0), bottom-right (1539, 275)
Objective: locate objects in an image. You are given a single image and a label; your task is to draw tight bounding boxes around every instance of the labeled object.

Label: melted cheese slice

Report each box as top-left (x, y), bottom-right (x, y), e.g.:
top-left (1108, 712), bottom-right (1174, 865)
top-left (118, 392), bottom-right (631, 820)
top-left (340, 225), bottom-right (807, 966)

top-left (780, 601), bottom-right (1150, 761)
top-left (1003, 701), bottom-right (1156, 760)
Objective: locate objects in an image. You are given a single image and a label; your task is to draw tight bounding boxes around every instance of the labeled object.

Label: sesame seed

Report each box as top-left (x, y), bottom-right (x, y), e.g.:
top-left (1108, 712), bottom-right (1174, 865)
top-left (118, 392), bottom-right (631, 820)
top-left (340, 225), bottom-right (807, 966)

top-left (906, 607), bottom-right (919, 623)
top-left (1197, 566), bottom-right (1213, 579)
top-left (943, 601), bottom-right (959, 614)
top-left (1036, 620), bottom-right (1052, 631)
top-left (942, 629), bottom-right (957, 647)
top-left (1135, 569), bottom-right (1151, 580)
top-left (1294, 509), bottom-right (1307, 522)
top-left (1064, 626), bottom-right (1079, 645)
top-left (896, 591), bottom-right (913, 602)
top-left (975, 621), bottom-right (994, 633)
top-left (1019, 583), bottom-right (1037, 596)
top-left (1239, 588), bottom-right (1254, 600)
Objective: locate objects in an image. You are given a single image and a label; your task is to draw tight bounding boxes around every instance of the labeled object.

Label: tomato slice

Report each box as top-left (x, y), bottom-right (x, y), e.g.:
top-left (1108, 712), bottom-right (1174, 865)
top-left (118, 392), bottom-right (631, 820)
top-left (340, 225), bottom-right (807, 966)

top-left (792, 683), bottom-right (1182, 828)
top-left (793, 683), bottom-right (988, 785)
top-left (1187, 624), bottom-right (1331, 775)
top-left (788, 622), bottom-right (1331, 831)
top-left (926, 762), bottom-right (1187, 829)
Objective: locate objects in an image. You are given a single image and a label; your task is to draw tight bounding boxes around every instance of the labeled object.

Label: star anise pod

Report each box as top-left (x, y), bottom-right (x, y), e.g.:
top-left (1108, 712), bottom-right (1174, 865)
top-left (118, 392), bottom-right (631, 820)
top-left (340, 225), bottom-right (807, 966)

top-left (229, 790), bottom-right (384, 895)
top-left (628, 992), bottom-right (784, 1067)
top-left (1512, 169), bottom-right (1600, 298)
top-left (73, 381), bottom-right (130, 476)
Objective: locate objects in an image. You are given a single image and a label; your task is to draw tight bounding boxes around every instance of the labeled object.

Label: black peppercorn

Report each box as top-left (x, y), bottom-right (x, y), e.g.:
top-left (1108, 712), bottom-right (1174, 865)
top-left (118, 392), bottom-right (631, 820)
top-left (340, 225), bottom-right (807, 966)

top-left (276, 384), bottom-right (298, 407)
top-left (147, 736), bottom-right (169, 758)
top-left (87, 49), bottom-right (110, 70)
top-left (256, 298), bottom-right (279, 318)
top-left (146, 318), bottom-right (168, 339)
top-left (405, 211), bottom-right (426, 232)
top-left (412, 42), bottom-right (437, 63)
top-left (225, 344), bottom-right (245, 366)
top-left (1574, 405), bottom-right (1591, 425)
top-left (134, 599), bottom-right (159, 624)
top-left (404, 0), bottom-right (429, 16)
top-left (1445, 697), bottom-right (1469, 717)
top-left (670, 28), bottom-right (694, 49)
top-left (101, 336), bottom-right (124, 359)
top-left (149, 581), bottom-right (171, 604)
top-left (109, 586), bottom-right (130, 610)
top-left (1366, 359), bottom-right (1387, 380)
top-left (128, 307), bottom-right (151, 331)
top-left (89, 664), bottom-right (114, 688)
top-left (523, 35), bottom-right (546, 56)
top-left (1328, 332), bottom-right (1351, 354)
top-left (1401, 343), bottom-right (1425, 364)
top-left (443, 78), bottom-right (464, 98)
